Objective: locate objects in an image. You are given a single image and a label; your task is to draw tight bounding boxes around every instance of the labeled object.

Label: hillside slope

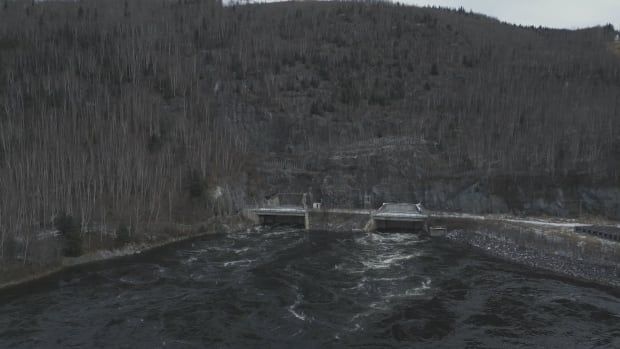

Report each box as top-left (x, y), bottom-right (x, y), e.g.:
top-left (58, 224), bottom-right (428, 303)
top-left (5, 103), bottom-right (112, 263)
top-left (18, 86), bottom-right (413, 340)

top-left (0, 0), bottom-right (619, 266)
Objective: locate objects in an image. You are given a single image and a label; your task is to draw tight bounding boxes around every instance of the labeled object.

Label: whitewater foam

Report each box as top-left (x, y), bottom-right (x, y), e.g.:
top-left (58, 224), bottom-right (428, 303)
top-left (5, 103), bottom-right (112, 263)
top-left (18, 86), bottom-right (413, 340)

top-left (223, 259), bottom-right (256, 267)
top-left (288, 290), bottom-right (307, 321)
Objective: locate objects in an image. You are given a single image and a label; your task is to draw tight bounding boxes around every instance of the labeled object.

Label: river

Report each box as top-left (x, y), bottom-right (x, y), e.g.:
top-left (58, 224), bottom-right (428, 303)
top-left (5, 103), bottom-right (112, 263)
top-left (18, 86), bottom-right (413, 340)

top-left (1, 227), bottom-right (619, 348)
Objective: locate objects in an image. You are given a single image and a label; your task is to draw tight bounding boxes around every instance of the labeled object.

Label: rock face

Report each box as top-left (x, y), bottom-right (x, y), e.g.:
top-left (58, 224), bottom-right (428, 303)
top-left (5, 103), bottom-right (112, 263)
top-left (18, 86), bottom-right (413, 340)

top-left (256, 139), bottom-right (620, 219)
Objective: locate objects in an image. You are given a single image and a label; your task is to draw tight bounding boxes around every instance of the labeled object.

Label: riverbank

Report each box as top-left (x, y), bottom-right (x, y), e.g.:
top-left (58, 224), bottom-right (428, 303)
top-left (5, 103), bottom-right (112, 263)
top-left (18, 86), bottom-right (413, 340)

top-left (0, 215), bottom-right (252, 292)
top-left (437, 216), bottom-right (620, 288)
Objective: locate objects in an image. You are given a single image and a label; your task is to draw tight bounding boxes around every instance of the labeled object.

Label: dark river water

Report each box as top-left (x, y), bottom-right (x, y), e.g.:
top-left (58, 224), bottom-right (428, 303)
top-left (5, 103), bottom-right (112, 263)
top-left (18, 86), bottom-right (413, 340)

top-left (1, 228), bottom-right (619, 348)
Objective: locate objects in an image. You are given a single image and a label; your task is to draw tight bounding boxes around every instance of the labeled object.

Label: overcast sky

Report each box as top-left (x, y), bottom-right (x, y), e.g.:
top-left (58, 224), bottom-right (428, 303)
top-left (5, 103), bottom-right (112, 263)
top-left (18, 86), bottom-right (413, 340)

top-left (405, 0), bottom-right (620, 29)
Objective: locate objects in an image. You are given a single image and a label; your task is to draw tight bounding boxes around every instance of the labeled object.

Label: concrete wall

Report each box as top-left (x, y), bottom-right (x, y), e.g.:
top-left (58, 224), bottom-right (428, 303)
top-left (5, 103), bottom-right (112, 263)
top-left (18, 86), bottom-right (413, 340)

top-left (259, 214), bottom-right (306, 227)
top-left (374, 219), bottom-right (426, 232)
top-left (306, 210), bottom-right (371, 232)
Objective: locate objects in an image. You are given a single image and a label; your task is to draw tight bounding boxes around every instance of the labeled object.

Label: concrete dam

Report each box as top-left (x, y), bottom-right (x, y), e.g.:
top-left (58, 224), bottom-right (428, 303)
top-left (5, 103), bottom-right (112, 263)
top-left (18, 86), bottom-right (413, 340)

top-left (250, 201), bottom-right (434, 234)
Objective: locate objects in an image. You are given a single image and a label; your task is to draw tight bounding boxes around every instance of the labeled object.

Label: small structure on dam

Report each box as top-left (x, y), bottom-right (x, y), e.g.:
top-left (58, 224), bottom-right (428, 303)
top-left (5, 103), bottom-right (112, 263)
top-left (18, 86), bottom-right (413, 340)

top-left (254, 207), bottom-right (307, 227)
top-left (371, 203), bottom-right (428, 232)
top-left (575, 225), bottom-right (620, 242)
top-left (254, 192), bottom-right (307, 227)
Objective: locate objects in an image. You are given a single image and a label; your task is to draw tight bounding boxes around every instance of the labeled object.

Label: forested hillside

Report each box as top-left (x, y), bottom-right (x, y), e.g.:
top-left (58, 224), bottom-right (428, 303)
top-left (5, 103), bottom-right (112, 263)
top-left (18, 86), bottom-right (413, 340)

top-left (1, 0), bottom-right (619, 268)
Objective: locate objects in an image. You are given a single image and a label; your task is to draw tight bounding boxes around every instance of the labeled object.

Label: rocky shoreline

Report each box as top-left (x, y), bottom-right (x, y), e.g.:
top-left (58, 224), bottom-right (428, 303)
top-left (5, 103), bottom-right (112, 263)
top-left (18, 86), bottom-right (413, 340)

top-left (445, 229), bottom-right (620, 289)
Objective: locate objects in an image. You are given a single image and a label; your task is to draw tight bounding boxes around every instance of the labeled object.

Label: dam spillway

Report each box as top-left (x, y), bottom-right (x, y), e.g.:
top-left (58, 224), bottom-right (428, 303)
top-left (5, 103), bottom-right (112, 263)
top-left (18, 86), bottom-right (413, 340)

top-left (251, 203), bottom-right (429, 233)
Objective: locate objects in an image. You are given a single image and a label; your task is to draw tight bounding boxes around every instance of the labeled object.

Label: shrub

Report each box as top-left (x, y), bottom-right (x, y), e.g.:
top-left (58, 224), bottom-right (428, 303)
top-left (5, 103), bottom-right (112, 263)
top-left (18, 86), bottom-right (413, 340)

top-left (430, 63), bottom-right (439, 76)
top-left (116, 224), bottom-right (131, 246)
top-left (54, 212), bottom-right (82, 257)
top-left (310, 101), bottom-right (323, 115)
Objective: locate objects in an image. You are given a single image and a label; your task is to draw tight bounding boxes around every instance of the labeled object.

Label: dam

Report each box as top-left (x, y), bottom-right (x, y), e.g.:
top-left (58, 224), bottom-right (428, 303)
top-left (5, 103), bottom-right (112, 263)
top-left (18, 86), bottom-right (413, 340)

top-left (251, 198), bottom-right (430, 233)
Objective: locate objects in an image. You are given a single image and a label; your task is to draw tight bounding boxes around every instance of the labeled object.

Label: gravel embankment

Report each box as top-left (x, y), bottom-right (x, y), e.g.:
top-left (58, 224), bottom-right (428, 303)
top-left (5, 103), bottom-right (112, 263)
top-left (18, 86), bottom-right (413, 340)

top-left (446, 230), bottom-right (620, 288)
